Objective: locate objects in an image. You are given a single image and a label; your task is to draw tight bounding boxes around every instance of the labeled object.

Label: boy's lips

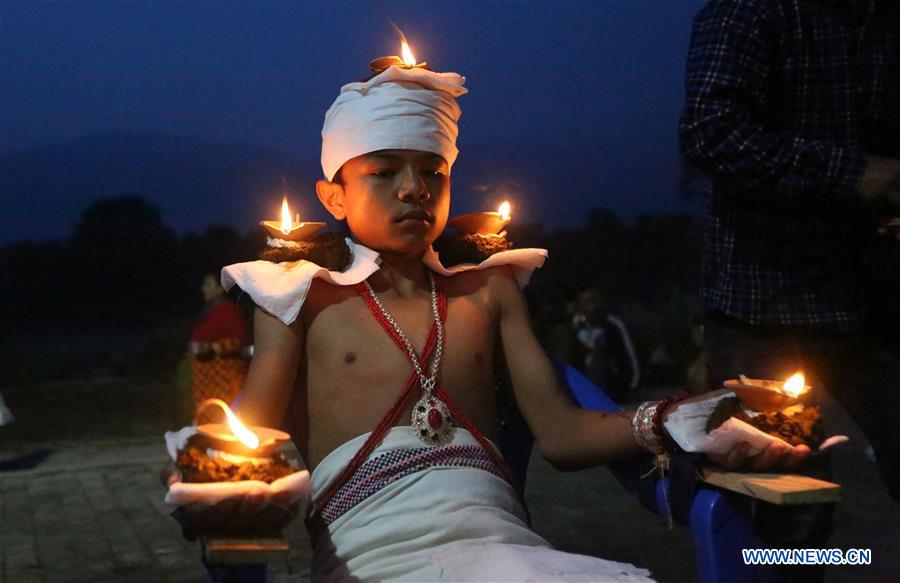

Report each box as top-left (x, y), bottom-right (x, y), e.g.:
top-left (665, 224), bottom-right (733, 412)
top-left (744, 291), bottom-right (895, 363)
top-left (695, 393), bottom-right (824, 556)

top-left (395, 209), bottom-right (435, 224)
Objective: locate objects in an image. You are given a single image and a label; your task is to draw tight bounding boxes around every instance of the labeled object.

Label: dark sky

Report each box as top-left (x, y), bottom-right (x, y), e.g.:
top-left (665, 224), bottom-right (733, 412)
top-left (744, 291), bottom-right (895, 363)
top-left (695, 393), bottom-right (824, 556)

top-left (0, 0), bottom-right (706, 242)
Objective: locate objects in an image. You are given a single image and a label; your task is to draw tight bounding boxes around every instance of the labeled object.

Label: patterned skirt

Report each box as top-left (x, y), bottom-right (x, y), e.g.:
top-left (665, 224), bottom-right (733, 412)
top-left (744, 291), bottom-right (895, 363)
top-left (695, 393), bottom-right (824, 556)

top-left (191, 356), bottom-right (248, 424)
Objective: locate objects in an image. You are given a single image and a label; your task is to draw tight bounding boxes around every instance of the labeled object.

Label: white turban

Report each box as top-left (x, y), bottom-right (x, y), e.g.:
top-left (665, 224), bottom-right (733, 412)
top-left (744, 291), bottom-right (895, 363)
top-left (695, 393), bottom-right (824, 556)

top-left (321, 66), bottom-right (468, 181)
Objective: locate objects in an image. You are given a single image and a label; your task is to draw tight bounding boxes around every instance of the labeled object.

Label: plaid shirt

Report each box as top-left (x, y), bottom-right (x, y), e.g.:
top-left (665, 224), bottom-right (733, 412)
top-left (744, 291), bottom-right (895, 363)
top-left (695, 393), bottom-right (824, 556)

top-left (680, 0), bottom-right (900, 333)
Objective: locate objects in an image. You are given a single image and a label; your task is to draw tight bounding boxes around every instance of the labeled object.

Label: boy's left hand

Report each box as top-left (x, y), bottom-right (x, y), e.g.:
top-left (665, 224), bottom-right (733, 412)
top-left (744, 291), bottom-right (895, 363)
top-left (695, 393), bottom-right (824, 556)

top-left (705, 440), bottom-right (811, 472)
top-left (663, 390), bottom-right (813, 472)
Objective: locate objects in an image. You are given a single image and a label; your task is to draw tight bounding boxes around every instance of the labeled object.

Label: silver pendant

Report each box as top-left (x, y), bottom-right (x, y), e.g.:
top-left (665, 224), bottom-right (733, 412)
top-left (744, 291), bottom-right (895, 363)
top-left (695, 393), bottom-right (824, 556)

top-left (411, 393), bottom-right (453, 445)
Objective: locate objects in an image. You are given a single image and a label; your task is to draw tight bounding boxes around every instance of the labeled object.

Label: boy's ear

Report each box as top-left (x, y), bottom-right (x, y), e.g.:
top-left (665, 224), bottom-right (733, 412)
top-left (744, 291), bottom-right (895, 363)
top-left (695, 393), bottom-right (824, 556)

top-left (316, 179), bottom-right (346, 221)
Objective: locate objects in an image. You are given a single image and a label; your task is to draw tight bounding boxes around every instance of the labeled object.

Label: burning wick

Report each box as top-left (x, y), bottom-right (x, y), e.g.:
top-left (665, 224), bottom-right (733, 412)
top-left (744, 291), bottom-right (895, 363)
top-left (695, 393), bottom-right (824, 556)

top-left (199, 398), bottom-right (260, 449)
top-left (782, 372), bottom-right (806, 398)
top-left (369, 23), bottom-right (429, 74)
top-left (259, 196), bottom-right (325, 242)
top-left (280, 198), bottom-right (293, 235)
top-left (498, 201), bottom-right (511, 222)
top-left (400, 37), bottom-right (417, 67)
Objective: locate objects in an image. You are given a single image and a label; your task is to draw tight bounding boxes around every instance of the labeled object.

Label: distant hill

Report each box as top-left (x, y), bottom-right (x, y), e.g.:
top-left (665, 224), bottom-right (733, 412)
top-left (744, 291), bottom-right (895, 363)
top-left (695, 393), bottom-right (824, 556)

top-left (0, 132), bottom-right (320, 244)
top-left (0, 131), bottom-right (695, 245)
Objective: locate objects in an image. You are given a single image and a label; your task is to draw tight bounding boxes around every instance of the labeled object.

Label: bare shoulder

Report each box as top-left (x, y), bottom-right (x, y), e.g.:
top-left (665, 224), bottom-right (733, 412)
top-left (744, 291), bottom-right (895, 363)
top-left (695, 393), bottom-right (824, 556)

top-left (483, 265), bottom-right (523, 308)
top-left (302, 278), bottom-right (358, 322)
top-left (438, 266), bottom-right (522, 320)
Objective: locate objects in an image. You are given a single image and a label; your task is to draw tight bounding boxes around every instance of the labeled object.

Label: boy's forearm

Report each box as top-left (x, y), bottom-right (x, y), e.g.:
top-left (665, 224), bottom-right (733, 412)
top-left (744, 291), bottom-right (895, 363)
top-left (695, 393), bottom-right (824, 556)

top-left (235, 352), bottom-right (297, 427)
top-left (538, 407), bottom-right (644, 472)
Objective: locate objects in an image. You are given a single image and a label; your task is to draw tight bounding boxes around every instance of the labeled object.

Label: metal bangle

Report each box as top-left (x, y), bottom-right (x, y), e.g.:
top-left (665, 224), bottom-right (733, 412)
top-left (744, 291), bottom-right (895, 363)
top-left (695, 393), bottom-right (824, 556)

top-left (632, 400), bottom-right (664, 454)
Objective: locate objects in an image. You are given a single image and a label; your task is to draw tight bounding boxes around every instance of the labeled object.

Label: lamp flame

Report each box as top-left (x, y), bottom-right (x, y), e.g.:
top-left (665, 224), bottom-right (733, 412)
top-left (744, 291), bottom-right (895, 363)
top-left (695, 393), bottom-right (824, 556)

top-left (280, 198), bottom-right (293, 235)
top-left (498, 201), bottom-right (511, 221)
top-left (391, 22), bottom-right (417, 67)
top-left (201, 398), bottom-right (260, 449)
top-left (401, 39), bottom-right (417, 67)
top-left (782, 372), bottom-right (806, 398)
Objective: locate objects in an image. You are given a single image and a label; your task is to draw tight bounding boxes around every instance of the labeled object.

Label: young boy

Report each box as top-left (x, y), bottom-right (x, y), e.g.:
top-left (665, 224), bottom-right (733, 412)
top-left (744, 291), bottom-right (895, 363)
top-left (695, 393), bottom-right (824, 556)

top-left (188, 61), bottom-right (808, 581)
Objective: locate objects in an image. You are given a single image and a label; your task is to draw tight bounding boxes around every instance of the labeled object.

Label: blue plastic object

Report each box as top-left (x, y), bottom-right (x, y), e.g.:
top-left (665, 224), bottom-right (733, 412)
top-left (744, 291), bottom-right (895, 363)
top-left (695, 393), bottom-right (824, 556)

top-left (551, 356), bottom-right (767, 583)
top-left (549, 357), bottom-right (665, 515)
top-left (690, 489), bottom-right (774, 583)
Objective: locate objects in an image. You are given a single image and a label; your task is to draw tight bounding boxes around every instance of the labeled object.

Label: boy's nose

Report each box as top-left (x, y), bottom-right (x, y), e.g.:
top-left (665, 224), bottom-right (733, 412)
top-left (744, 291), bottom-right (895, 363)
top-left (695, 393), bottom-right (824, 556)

top-left (396, 167), bottom-right (429, 201)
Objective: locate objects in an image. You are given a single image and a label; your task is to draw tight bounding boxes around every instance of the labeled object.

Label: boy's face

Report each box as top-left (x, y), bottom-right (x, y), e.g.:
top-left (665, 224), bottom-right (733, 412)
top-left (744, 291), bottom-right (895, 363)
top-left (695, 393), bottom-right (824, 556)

top-left (317, 150), bottom-right (450, 255)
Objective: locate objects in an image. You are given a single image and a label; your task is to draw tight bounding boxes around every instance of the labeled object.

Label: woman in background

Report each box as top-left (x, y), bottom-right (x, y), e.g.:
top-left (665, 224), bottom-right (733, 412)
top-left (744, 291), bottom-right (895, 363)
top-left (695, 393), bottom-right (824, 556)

top-left (189, 273), bottom-right (249, 424)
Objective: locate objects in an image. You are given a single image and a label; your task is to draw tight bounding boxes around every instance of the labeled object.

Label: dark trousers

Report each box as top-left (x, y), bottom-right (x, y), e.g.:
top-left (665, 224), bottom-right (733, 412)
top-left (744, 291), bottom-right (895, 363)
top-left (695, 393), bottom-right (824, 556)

top-left (704, 312), bottom-right (900, 582)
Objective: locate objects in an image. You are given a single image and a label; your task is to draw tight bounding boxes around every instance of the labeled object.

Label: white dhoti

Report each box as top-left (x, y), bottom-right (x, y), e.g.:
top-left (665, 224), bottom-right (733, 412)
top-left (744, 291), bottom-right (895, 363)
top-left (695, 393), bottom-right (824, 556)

top-left (309, 427), bottom-right (654, 582)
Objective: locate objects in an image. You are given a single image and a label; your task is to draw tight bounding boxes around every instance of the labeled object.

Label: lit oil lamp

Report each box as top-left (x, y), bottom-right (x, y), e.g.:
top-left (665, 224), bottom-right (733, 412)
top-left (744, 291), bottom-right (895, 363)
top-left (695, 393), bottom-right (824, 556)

top-left (195, 398), bottom-right (291, 458)
top-left (369, 24), bottom-right (429, 74)
top-left (259, 197), bottom-right (325, 242)
top-left (725, 371), bottom-right (811, 412)
top-left (449, 201), bottom-right (512, 236)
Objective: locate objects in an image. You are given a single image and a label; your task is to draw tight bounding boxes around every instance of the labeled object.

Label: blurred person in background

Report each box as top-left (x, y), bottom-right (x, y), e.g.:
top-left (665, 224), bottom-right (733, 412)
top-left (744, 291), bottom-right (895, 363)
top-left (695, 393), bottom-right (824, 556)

top-left (189, 273), bottom-right (250, 424)
top-left (572, 289), bottom-right (640, 403)
top-left (0, 392), bottom-right (13, 427)
top-left (680, 1), bottom-right (900, 580)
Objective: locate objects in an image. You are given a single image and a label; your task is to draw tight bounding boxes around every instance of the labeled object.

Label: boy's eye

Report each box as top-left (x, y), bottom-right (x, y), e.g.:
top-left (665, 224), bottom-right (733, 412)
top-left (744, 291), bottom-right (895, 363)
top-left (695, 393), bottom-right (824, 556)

top-left (371, 169), bottom-right (396, 178)
top-left (423, 169), bottom-right (445, 177)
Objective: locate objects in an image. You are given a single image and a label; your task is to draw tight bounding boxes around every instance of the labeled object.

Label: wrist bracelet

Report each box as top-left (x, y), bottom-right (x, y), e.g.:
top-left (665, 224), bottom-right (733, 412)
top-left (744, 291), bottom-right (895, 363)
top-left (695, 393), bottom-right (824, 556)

top-left (653, 391), bottom-right (688, 453)
top-left (632, 400), bottom-right (664, 454)
top-left (632, 392), bottom-right (688, 455)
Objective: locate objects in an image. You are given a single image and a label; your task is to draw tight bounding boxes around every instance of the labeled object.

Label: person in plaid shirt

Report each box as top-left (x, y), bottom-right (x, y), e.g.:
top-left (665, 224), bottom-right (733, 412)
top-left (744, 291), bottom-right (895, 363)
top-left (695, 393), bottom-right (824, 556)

top-left (680, 0), bottom-right (899, 575)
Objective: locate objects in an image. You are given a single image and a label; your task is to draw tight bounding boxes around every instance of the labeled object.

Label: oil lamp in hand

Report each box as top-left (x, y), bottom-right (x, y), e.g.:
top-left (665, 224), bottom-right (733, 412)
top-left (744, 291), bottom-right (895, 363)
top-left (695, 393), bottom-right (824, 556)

top-left (196, 399), bottom-right (291, 458)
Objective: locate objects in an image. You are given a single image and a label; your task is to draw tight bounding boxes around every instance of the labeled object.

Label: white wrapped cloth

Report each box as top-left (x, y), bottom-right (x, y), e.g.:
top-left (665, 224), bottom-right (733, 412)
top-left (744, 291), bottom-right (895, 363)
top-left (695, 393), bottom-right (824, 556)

top-left (310, 427), bottom-right (653, 582)
top-left (163, 426), bottom-right (310, 508)
top-left (221, 239), bottom-right (547, 325)
top-left (663, 390), bottom-right (849, 456)
top-left (321, 66), bottom-right (467, 181)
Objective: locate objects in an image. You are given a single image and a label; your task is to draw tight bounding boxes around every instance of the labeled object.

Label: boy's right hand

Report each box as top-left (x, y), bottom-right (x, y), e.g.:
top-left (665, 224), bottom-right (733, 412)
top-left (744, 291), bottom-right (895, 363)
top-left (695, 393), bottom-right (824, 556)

top-left (178, 493), bottom-right (300, 535)
top-left (166, 470), bottom-right (301, 536)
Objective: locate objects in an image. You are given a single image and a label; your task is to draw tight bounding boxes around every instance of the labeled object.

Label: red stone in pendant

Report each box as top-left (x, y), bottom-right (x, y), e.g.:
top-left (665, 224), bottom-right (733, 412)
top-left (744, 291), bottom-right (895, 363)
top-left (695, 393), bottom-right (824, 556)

top-left (427, 409), bottom-right (443, 429)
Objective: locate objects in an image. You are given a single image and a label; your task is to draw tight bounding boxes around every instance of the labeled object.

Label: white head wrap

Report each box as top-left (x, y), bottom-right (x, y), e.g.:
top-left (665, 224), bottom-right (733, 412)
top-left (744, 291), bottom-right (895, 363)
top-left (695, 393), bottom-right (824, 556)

top-left (321, 66), bottom-right (468, 181)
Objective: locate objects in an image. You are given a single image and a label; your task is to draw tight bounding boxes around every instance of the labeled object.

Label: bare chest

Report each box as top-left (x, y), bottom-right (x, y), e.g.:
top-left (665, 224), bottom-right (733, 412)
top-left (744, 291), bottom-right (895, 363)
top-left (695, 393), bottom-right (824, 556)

top-left (300, 284), bottom-right (499, 467)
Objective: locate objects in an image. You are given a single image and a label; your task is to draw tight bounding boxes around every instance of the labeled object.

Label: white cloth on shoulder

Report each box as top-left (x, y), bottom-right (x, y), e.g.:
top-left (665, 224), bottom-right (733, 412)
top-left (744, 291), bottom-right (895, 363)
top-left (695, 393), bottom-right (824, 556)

top-left (309, 427), bottom-right (654, 582)
top-left (424, 245), bottom-right (548, 289)
top-left (221, 238), bottom-right (381, 326)
top-left (221, 239), bottom-right (547, 326)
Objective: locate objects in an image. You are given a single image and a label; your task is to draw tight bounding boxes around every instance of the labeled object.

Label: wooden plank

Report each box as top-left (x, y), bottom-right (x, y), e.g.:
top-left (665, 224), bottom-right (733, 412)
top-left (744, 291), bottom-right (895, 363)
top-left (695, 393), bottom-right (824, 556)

top-left (701, 468), bottom-right (841, 505)
top-left (202, 534), bottom-right (289, 565)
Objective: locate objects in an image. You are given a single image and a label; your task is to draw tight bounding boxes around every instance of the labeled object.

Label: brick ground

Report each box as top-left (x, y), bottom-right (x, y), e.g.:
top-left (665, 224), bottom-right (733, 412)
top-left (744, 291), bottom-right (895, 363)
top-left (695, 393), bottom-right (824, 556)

top-left (1, 392), bottom-right (896, 582)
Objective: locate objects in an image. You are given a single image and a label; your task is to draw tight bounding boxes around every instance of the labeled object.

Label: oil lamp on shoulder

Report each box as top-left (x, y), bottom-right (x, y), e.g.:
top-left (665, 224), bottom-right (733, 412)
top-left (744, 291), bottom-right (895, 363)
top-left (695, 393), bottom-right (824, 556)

top-left (449, 201), bottom-right (512, 236)
top-left (260, 197), bottom-right (326, 242)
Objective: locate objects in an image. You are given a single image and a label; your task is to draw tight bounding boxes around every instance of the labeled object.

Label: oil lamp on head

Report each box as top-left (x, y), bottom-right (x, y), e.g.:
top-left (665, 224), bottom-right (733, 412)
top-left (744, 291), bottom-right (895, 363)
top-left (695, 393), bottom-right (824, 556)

top-left (260, 197), bottom-right (326, 242)
top-left (196, 399), bottom-right (290, 458)
top-left (449, 201), bottom-right (512, 236)
top-left (369, 24), bottom-right (429, 75)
